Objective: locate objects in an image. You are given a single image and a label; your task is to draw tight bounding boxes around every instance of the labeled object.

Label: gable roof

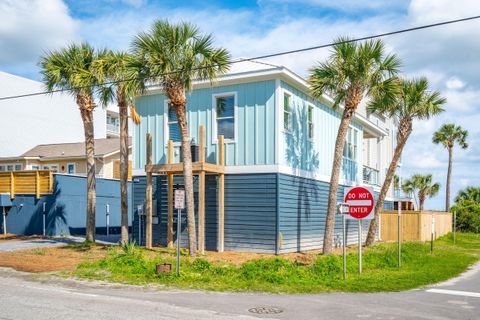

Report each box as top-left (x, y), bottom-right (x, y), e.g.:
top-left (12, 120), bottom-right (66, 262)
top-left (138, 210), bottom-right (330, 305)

top-left (19, 138), bottom-right (131, 160)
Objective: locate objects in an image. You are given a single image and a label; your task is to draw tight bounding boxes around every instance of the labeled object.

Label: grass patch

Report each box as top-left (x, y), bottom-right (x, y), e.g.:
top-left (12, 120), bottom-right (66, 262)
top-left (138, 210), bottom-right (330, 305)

top-left (72, 233), bottom-right (480, 293)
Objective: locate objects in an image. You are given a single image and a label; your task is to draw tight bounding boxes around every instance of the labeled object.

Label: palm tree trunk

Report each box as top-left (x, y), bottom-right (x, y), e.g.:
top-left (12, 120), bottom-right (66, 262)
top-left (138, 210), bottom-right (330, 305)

top-left (323, 106), bottom-right (354, 254)
top-left (446, 146), bottom-right (453, 212)
top-left (419, 194), bottom-right (425, 211)
top-left (80, 98), bottom-right (96, 243)
top-left (175, 102), bottom-right (197, 257)
top-left (118, 92), bottom-right (129, 243)
top-left (366, 123), bottom-right (411, 246)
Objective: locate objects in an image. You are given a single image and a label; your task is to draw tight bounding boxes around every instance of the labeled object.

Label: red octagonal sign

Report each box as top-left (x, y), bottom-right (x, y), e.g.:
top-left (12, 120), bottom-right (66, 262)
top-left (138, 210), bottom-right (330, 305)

top-left (344, 186), bottom-right (375, 219)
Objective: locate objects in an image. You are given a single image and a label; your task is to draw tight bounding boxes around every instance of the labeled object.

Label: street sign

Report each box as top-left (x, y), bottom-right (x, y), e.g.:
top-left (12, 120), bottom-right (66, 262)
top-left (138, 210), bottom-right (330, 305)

top-left (174, 190), bottom-right (185, 210)
top-left (344, 186), bottom-right (375, 220)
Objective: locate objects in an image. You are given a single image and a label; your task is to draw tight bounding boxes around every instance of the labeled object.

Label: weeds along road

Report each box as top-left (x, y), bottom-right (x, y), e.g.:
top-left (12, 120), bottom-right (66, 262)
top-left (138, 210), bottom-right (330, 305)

top-left (0, 264), bottom-right (479, 320)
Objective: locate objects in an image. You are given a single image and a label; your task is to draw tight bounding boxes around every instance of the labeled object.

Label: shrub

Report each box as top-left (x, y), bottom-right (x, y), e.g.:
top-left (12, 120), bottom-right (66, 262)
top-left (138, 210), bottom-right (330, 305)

top-left (452, 200), bottom-right (480, 232)
top-left (121, 240), bottom-right (137, 256)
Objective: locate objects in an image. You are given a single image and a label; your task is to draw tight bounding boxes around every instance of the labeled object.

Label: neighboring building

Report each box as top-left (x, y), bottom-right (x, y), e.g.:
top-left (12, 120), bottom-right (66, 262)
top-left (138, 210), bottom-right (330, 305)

top-left (0, 71), bottom-right (125, 158)
top-left (0, 138), bottom-right (131, 179)
top-left (130, 60), bottom-right (412, 253)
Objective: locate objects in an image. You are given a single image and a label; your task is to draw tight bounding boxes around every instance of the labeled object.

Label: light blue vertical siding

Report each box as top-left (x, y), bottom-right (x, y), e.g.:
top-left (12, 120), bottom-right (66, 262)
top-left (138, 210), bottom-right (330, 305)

top-left (134, 80), bottom-right (276, 170)
top-left (279, 81), bottom-right (363, 182)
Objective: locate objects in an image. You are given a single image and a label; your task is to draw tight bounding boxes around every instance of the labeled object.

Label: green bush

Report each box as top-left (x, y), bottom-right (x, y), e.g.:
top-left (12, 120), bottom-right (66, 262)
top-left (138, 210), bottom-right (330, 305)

top-left (452, 200), bottom-right (480, 232)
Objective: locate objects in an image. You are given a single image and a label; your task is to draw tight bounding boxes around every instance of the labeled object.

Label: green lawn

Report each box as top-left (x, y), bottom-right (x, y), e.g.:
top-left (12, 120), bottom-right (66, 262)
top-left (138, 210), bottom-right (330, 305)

top-left (71, 233), bottom-right (480, 293)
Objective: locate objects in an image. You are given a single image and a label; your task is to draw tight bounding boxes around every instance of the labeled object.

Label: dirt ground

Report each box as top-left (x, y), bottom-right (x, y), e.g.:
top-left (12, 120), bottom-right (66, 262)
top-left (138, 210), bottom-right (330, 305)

top-left (0, 234), bottom-right (49, 242)
top-left (0, 236), bottom-right (351, 273)
top-left (0, 244), bottom-right (110, 273)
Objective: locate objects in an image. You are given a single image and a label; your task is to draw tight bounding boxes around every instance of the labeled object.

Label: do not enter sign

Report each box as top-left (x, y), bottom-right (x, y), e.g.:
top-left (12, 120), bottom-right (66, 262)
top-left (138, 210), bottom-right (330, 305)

top-left (344, 186), bottom-right (375, 220)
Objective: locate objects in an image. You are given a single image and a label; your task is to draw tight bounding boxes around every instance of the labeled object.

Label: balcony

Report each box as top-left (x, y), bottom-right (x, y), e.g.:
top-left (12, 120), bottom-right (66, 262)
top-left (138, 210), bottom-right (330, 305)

top-left (394, 188), bottom-right (413, 199)
top-left (363, 165), bottom-right (379, 186)
top-left (106, 123), bottom-right (120, 136)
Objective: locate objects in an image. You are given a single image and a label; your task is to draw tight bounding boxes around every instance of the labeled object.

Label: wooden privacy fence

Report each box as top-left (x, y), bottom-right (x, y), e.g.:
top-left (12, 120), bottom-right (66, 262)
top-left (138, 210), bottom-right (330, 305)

top-left (0, 170), bottom-right (54, 199)
top-left (113, 160), bottom-right (132, 180)
top-left (380, 210), bottom-right (452, 241)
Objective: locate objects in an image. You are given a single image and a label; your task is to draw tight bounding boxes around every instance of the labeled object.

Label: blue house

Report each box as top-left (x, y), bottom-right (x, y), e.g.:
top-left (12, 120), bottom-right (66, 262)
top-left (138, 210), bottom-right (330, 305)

top-left (131, 60), bottom-right (397, 253)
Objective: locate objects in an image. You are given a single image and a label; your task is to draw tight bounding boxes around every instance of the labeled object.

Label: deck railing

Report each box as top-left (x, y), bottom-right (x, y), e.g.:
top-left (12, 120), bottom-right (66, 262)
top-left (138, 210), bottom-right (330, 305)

top-left (363, 165), bottom-right (380, 186)
top-left (0, 170), bottom-right (54, 199)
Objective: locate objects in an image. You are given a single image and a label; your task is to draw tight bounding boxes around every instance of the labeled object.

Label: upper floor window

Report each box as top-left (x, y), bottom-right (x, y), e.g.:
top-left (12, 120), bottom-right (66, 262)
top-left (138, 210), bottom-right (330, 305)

top-left (43, 164), bottom-right (58, 173)
top-left (67, 163), bottom-right (76, 174)
top-left (215, 95), bottom-right (235, 140)
top-left (307, 105), bottom-right (314, 140)
top-left (283, 93), bottom-right (292, 131)
top-left (343, 128), bottom-right (358, 161)
top-left (167, 103), bottom-right (181, 143)
top-left (0, 164), bottom-right (22, 171)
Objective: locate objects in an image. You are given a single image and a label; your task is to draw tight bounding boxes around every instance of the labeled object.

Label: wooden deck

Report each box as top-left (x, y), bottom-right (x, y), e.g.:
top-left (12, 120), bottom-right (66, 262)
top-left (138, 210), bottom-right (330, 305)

top-left (0, 170), bottom-right (54, 199)
top-left (144, 125), bottom-right (225, 254)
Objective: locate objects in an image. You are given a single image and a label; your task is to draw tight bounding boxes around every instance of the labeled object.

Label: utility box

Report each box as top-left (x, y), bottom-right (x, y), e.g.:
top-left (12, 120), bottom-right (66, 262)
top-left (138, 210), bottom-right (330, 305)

top-left (0, 194), bottom-right (12, 207)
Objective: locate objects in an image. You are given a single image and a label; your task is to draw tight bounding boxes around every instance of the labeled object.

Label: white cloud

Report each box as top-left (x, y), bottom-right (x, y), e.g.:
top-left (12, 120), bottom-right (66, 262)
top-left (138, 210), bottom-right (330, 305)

top-left (0, 0), bottom-right (79, 65)
top-left (446, 77), bottom-right (465, 90)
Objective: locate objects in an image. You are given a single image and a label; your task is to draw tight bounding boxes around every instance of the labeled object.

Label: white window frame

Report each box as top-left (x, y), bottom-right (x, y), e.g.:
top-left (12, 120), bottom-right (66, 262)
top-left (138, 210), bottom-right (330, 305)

top-left (164, 100), bottom-right (182, 146)
top-left (307, 104), bottom-right (314, 141)
top-left (67, 163), bottom-right (76, 174)
top-left (0, 165), bottom-right (5, 172)
top-left (31, 165), bottom-right (40, 170)
top-left (43, 164), bottom-right (59, 172)
top-left (1, 163), bottom-right (22, 171)
top-left (343, 126), bottom-right (359, 161)
top-left (282, 91), bottom-right (292, 133)
top-left (212, 92), bottom-right (238, 144)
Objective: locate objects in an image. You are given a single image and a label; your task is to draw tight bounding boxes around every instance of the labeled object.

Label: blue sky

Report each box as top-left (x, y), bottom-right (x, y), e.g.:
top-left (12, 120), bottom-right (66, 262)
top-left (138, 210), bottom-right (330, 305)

top-left (1, 0), bottom-right (479, 210)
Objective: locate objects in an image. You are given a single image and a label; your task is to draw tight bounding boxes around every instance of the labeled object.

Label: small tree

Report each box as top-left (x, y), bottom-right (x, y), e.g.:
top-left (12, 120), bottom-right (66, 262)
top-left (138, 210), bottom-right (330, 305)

top-left (455, 187), bottom-right (480, 204)
top-left (402, 174), bottom-right (440, 211)
top-left (433, 124), bottom-right (468, 212)
top-left (132, 20), bottom-right (230, 256)
top-left (308, 38), bottom-right (401, 254)
top-left (365, 78), bottom-right (445, 245)
top-left (94, 51), bottom-right (144, 243)
top-left (40, 43), bottom-right (103, 242)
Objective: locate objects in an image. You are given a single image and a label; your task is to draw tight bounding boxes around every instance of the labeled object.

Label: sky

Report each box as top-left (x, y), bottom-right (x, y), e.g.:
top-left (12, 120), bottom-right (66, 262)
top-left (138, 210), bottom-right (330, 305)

top-left (1, 0), bottom-right (479, 210)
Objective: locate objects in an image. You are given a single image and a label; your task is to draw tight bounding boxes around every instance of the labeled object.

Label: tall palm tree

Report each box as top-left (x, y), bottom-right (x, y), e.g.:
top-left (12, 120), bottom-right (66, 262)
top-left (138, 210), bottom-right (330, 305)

top-left (308, 38), bottom-right (401, 254)
top-left (132, 20), bottom-right (231, 256)
top-left (433, 124), bottom-right (468, 212)
top-left (455, 186), bottom-right (480, 203)
top-left (94, 51), bottom-right (144, 243)
top-left (401, 174), bottom-right (440, 211)
top-left (365, 78), bottom-right (445, 245)
top-left (40, 43), bottom-right (103, 242)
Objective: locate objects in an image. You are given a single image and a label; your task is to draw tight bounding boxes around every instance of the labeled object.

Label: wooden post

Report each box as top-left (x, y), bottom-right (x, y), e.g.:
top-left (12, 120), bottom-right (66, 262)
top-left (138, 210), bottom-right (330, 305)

top-left (145, 133), bottom-right (153, 249)
top-left (48, 171), bottom-right (54, 193)
top-left (167, 140), bottom-right (174, 249)
top-left (217, 135), bottom-right (225, 252)
top-left (10, 171), bottom-right (14, 199)
top-left (35, 171), bottom-right (40, 199)
top-left (198, 126), bottom-right (206, 253)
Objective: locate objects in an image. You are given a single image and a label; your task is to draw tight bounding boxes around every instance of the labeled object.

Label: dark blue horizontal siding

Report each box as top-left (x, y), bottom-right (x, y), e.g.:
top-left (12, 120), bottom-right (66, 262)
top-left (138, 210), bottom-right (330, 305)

top-left (224, 174), bottom-right (277, 253)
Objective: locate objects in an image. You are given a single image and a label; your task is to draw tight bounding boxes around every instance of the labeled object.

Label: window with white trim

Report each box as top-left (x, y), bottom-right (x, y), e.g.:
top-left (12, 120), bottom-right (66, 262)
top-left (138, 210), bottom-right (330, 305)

top-left (215, 95), bottom-right (235, 140)
top-left (31, 165), bottom-right (39, 170)
top-left (43, 164), bottom-right (59, 172)
top-left (0, 165), bottom-right (5, 172)
top-left (307, 105), bottom-right (314, 140)
top-left (283, 93), bottom-right (291, 131)
top-left (343, 128), bottom-right (358, 161)
top-left (0, 164), bottom-right (22, 171)
top-left (167, 103), bottom-right (181, 143)
top-left (67, 163), bottom-right (76, 174)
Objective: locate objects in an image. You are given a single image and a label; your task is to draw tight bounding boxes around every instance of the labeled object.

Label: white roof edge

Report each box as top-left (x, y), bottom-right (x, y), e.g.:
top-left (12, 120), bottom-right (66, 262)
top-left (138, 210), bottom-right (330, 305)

top-left (143, 66), bottom-right (387, 137)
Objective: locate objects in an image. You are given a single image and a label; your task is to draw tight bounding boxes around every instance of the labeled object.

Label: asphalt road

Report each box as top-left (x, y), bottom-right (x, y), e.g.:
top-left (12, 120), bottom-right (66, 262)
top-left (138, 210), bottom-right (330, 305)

top-left (0, 263), bottom-right (479, 320)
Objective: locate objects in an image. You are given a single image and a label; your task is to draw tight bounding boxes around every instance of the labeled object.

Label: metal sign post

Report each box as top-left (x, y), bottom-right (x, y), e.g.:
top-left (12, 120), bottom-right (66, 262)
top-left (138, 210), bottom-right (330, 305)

top-left (337, 203), bottom-right (349, 280)
top-left (358, 219), bottom-right (362, 273)
top-left (431, 216), bottom-right (435, 253)
top-left (106, 204), bottom-right (110, 237)
top-left (453, 208), bottom-right (456, 245)
top-left (2, 206), bottom-right (6, 235)
top-left (344, 186), bottom-right (375, 275)
top-left (43, 202), bottom-right (47, 236)
top-left (174, 189), bottom-right (185, 277)
top-left (137, 205), bottom-right (143, 245)
top-left (398, 205), bottom-right (401, 268)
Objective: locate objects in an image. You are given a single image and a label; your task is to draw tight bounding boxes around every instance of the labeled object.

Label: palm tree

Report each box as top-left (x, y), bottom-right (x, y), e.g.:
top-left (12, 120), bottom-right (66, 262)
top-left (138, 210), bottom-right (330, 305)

top-left (40, 43), bottom-right (103, 242)
top-left (94, 51), bottom-right (144, 243)
top-left (365, 78), bottom-right (445, 245)
top-left (132, 20), bottom-right (231, 256)
top-left (401, 174), bottom-right (440, 211)
top-left (455, 187), bottom-right (480, 203)
top-left (433, 124), bottom-right (468, 212)
top-left (308, 38), bottom-right (401, 254)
